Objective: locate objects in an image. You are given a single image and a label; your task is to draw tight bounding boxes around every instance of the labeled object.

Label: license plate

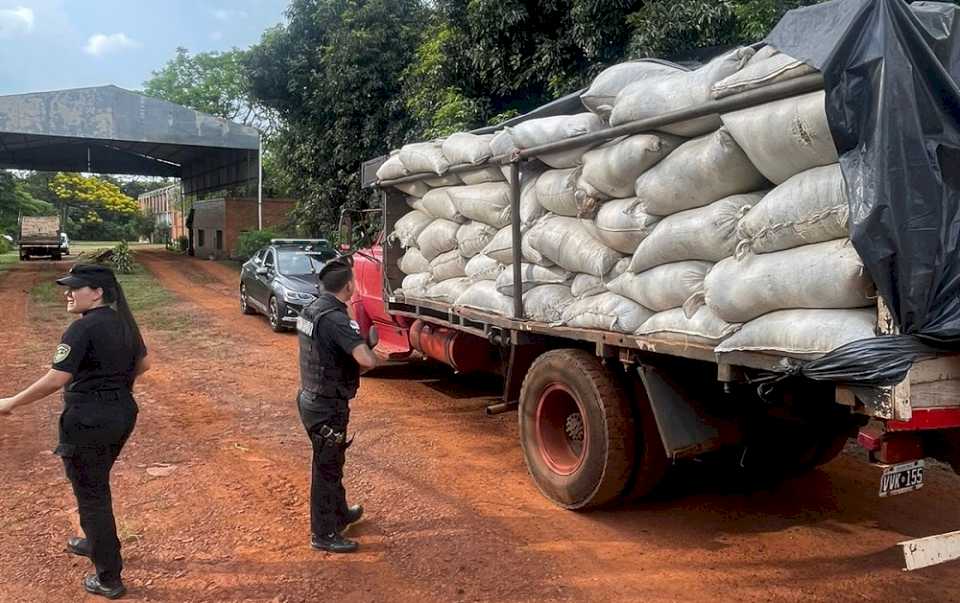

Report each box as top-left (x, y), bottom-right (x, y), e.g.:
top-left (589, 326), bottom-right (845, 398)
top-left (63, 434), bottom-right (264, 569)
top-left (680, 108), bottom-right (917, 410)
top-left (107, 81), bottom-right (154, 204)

top-left (879, 460), bottom-right (925, 497)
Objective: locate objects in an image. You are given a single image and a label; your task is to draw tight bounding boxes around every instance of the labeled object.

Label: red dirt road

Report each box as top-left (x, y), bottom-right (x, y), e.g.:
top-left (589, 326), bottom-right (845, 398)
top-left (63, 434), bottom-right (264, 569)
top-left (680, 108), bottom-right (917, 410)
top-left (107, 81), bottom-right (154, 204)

top-left (2, 250), bottom-right (960, 602)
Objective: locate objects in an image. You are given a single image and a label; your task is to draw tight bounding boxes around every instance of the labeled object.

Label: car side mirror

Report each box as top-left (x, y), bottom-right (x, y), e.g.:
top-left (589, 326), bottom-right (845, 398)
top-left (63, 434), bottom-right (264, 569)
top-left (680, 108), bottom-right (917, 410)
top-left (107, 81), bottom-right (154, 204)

top-left (256, 267), bottom-right (269, 276)
top-left (339, 212), bottom-right (353, 251)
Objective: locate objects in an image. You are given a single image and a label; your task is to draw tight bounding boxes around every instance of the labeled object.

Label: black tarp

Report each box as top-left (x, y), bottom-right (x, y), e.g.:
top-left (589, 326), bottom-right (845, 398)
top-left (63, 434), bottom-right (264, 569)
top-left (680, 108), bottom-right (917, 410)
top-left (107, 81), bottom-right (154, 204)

top-left (762, 0), bottom-right (960, 385)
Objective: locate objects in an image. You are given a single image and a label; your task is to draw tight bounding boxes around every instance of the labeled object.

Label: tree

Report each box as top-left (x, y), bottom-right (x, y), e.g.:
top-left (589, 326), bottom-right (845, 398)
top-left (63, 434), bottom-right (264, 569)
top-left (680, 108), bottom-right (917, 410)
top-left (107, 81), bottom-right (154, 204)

top-left (49, 173), bottom-right (139, 215)
top-left (246, 0), bottom-right (426, 234)
top-left (143, 48), bottom-right (273, 130)
top-left (0, 171), bottom-right (54, 235)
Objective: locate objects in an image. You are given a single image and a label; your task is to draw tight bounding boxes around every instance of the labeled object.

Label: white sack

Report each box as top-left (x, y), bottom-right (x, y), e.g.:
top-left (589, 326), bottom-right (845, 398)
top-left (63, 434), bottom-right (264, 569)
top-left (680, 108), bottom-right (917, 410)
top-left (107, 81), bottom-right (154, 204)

top-left (535, 169), bottom-right (580, 217)
top-left (521, 175), bottom-right (546, 227)
top-left (507, 113), bottom-right (605, 168)
top-left (464, 254), bottom-right (504, 282)
top-left (527, 215), bottom-right (624, 277)
top-left (399, 141), bottom-right (450, 175)
top-left (447, 182), bottom-right (512, 229)
top-left (629, 193), bottom-right (760, 273)
top-left (454, 280), bottom-right (514, 316)
top-left (496, 263), bottom-right (572, 296)
top-left (523, 284), bottom-right (577, 323)
top-left (392, 210), bottom-right (432, 248)
top-left (736, 164), bottom-right (848, 256)
top-left (406, 196), bottom-right (428, 214)
top-left (424, 173), bottom-right (463, 188)
top-left (607, 261), bottom-right (712, 312)
top-left (442, 133), bottom-right (494, 166)
top-left (430, 249), bottom-right (468, 281)
top-left (376, 154), bottom-right (408, 181)
top-left (722, 91), bottom-right (838, 184)
top-left (704, 239), bottom-right (874, 324)
top-left (489, 130), bottom-right (517, 180)
top-left (460, 166), bottom-right (505, 185)
top-left (711, 47), bottom-right (816, 99)
top-left (417, 219), bottom-right (461, 261)
top-left (590, 198), bottom-right (660, 254)
top-left (426, 277), bottom-right (472, 303)
top-left (634, 128), bottom-right (767, 216)
top-left (398, 248), bottom-right (431, 275)
top-left (570, 258), bottom-right (630, 298)
top-left (421, 187), bottom-right (465, 223)
top-left (610, 47), bottom-right (755, 136)
top-left (394, 180), bottom-right (430, 198)
top-left (581, 61), bottom-right (684, 118)
top-left (457, 221), bottom-right (499, 258)
top-left (483, 225), bottom-right (552, 266)
top-left (715, 308), bottom-right (876, 359)
top-left (562, 292), bottom-right (654, 333)
top-left (636, 306), bottom-right (740, 344)
top-left (401, 273), bottom-right (433, 298)
top-left (576, 134), bottom-right (681, 206)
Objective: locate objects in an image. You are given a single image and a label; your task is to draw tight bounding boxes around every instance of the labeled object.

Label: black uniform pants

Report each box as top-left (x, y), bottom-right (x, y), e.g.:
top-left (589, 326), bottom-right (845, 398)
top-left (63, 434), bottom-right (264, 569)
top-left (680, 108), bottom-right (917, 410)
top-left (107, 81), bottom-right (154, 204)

top-left (56, 393), bottom-right (138, 585)
top-left (298, 391), bottom-right (350, 536)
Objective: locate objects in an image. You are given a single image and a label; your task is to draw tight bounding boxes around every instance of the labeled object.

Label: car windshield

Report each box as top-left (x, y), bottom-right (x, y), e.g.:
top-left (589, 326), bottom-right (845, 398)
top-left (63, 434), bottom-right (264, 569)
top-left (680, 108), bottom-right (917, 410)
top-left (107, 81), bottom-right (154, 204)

top-left (277, 251), bottom-right (327, 276)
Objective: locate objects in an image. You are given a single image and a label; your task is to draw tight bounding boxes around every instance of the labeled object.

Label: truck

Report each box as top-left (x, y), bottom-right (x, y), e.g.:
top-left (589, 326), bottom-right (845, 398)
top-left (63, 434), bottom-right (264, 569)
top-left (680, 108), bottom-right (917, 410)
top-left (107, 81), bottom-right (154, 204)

top-left (336, 1), bottom-right (960, 522)
top-left (18, 215), bottom-right (63, 261)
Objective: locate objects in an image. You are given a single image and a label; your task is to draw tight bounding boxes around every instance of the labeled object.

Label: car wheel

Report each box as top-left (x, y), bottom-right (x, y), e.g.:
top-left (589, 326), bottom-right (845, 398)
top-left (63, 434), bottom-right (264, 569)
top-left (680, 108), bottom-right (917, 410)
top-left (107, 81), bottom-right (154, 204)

top-left (268, 296), bottom-right (285, 332)
top-left (240, 284), bottom-right (256, 315)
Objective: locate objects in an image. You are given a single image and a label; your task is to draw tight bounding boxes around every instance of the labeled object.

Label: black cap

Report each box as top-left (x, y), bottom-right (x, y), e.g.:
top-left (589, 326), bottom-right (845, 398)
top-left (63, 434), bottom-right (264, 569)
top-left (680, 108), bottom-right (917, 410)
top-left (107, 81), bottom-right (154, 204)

top-left (56, 264), bottom-right (117, 289)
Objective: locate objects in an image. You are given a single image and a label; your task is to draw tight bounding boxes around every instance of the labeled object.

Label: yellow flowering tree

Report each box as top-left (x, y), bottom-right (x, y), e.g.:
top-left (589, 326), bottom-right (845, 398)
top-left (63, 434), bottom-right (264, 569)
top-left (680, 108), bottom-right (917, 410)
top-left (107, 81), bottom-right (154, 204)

top-left (49, 173), bottom-right (139, 217)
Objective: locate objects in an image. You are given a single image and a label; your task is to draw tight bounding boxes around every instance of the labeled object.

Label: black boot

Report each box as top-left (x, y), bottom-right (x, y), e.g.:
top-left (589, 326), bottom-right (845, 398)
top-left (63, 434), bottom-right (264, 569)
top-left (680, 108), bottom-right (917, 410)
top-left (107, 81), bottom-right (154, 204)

top-left (67, 537), bottom-right (91, 558)
top-left (311, 532), bottom-right (359, 553)
top-left (340, 504), bottom-right (364, 532)
top-left (83, 575), bottom-right (126, 599)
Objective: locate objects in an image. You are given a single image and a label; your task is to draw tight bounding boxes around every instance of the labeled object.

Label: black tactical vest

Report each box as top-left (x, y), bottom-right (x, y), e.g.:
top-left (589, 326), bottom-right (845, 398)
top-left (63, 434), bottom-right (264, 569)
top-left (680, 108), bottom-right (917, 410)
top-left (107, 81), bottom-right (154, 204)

top-left (297, 295), bottom-right (361, 399)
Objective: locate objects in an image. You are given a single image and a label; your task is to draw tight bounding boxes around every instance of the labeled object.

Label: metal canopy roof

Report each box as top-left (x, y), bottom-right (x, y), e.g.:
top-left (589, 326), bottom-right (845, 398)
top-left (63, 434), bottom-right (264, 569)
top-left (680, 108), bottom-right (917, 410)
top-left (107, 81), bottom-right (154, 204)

top-left (0, 85), bottom-right (260, 195)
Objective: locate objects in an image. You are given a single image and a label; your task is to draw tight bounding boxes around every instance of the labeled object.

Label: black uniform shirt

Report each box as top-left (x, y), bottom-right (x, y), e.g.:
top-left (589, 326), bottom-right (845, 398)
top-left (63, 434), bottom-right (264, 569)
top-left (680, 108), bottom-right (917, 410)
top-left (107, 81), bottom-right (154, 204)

top-left (52, 306), bottom-right (146, 393)
top-left (309, 294), bottom-right (365, 359)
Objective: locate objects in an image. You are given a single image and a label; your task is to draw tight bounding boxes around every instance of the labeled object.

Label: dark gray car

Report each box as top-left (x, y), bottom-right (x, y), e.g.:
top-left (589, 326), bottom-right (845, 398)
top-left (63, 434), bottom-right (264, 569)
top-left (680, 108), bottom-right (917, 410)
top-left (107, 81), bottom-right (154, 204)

top-left (239, 239), bottom-right (338, 332)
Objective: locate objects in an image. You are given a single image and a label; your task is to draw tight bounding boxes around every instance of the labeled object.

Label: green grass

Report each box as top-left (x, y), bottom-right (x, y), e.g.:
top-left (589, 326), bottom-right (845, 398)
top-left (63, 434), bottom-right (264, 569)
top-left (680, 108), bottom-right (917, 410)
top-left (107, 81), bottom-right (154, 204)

top-left (30, 263), bottom-right (195, 333)
top-left (0, 252), bottom-right (16, 273)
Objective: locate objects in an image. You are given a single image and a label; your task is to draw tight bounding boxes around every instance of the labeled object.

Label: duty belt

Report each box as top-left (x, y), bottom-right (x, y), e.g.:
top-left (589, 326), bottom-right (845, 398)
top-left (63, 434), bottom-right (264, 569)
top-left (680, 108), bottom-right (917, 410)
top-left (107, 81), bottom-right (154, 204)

top-left (318, 425), bottom-right (346, 447)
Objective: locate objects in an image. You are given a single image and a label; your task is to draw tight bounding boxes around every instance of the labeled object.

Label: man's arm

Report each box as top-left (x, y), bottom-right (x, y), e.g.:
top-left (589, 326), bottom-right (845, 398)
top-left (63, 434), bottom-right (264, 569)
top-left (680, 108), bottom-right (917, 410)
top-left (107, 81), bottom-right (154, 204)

top-left (352, 344), bottom-right (378, 372)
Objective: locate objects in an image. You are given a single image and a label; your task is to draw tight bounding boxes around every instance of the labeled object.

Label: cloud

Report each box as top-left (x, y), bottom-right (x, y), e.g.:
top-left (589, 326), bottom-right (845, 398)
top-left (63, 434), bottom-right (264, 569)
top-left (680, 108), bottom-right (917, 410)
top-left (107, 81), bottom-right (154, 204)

top-left (83, 32), bottom-right (141, 56)
top-left (212, 8), bottom-right (247, 21)
top-left (0, 6), bottom-right (34, 38)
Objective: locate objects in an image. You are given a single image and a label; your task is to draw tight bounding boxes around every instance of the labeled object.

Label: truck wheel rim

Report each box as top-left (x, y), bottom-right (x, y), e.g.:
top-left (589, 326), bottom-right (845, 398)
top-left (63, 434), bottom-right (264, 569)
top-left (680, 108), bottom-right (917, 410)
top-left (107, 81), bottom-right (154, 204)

top-left (535, 383), bottom-right (588, 476)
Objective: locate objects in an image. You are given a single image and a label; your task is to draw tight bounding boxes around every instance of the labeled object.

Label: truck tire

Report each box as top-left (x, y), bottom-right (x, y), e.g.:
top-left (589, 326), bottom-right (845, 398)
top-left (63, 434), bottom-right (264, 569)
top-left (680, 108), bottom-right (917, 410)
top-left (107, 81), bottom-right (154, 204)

top-left (519, 349), bottom-right (636, 510)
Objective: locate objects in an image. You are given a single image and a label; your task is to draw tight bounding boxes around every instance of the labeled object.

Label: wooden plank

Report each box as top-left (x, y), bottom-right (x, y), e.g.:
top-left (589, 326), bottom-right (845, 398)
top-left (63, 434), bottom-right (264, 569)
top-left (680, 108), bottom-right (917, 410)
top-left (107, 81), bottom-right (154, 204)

top-left (910, 355), bottom-right (960, 385)
top-left (877, 298), bottom-right (912, 421)
top-left (900, 530), bottom-right (960, 571)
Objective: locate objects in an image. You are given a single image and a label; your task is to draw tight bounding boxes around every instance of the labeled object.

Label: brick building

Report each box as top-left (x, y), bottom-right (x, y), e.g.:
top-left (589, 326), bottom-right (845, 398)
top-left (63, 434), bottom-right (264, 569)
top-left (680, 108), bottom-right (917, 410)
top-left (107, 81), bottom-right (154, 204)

top-left (191, 197), bottom-right (296, 259)
top-left (138, 184), bottom-right (185, 243)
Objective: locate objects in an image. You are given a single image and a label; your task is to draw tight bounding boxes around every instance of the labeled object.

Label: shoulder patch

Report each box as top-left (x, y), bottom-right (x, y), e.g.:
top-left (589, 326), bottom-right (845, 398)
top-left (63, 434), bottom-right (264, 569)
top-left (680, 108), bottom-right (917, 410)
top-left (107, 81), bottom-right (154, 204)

top-left (296, 316), bottom-right (315, 337)
top-left (53, 344), bottom-right (71, 364)
top-left (349, 320), bottom-right (360, 333)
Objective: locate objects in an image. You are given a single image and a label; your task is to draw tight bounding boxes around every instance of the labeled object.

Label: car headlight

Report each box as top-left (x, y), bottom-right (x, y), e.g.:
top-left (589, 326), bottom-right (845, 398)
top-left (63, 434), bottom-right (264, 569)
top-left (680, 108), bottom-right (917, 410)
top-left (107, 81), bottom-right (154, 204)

top-left (282, 289), bottom-right (315, 304)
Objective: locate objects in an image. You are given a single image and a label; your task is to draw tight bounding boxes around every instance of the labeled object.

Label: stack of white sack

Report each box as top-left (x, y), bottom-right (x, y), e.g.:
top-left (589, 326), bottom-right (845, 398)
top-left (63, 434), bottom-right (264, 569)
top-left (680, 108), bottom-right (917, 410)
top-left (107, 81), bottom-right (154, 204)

top-left (384, 46), bottom-right (879, 358)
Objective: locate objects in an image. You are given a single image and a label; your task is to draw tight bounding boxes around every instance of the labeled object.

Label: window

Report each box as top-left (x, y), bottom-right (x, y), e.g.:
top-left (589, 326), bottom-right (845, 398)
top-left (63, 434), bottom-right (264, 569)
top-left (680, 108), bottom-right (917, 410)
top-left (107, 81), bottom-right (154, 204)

top-left (254, 248), bottom-right (267, 264)
top-left (216, 230), bottom-right (223, 250)
top-left (198, 229), bottom-right (205, 247)
top-left (264, 249), bottom-right (275, 269)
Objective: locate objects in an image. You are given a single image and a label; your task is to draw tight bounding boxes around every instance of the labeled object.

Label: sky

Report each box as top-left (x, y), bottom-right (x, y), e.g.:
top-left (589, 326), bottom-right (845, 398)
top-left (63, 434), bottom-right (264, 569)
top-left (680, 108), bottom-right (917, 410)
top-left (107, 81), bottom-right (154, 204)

top-left (0, 0), bottom-right (288, 96)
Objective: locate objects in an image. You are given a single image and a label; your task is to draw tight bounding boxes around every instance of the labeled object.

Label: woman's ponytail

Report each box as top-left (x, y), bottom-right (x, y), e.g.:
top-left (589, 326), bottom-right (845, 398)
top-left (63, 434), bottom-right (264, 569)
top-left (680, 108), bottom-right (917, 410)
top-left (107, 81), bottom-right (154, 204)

top-left (102, 274), bottom-right (145, 385)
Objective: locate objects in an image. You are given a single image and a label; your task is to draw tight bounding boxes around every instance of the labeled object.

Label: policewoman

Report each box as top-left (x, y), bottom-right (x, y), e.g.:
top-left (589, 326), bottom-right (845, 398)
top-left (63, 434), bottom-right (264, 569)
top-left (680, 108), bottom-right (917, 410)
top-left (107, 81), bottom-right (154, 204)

top-left (296, 258), bottom-right (378, 553)
top-left (0, 264), bottom-right (149, 600)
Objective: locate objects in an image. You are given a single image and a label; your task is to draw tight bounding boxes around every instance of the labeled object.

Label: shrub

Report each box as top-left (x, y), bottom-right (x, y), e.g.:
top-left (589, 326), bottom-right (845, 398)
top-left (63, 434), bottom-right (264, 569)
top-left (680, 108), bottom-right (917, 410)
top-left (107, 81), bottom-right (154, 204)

top-left (111, 241), bottom-right (136, 274)
top-left (235, 230), bottom-right (277, 260)
top-left (0, 237), bottom-right (12, 254)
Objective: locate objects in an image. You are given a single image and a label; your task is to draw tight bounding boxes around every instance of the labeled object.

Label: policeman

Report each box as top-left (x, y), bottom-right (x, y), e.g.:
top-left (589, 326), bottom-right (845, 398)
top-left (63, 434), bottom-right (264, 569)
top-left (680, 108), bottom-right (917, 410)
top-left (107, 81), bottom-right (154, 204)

top-left (296, 258), bottom-right (378, 553)
top-left (0, 264), bottom-right (149, 599)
